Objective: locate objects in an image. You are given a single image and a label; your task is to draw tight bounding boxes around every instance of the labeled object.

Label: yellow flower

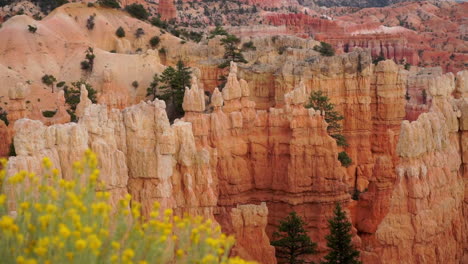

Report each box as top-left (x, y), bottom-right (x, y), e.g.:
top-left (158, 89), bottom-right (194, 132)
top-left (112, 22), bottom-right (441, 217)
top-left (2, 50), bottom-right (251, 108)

top-left (0, 215), bottom-right (16, 231)
top-left (25, 259), bottom-right (37, 264)
top-left (16, 234), bottom-right (24, 243)
top-left (75, 239), bottom-right (87, 250)
top-left (111, 241), bottom-right (120, 249)
top-left (0, 194), bottom-right (6, 205)
top-left (38, 214), bottom-right (52, 230)
top-left (201, 254), bottom-right (217, 264)
top-left (33, 246), bottom-right (47, 256)
top-left (45, 204), bottom-right (57, 213)
top-left (20, 202), bottom-right (29, 211)
top-left (122, 248), bottom-right (135, 261)
top-left (83, 226), bottom-right (93, 234)
top-left (176, 249), bottom-right (184, 257)
top-left (87, 234), bottom-right (102, 250)
top-left (164, 208), bottom-right (172, 217)
top-left (16, 256), bottom-right (25, 264)
top-left (52, 168), bottom-right (59, 176)
top-left (42, 157), bottom-right (53, 169)
top-left (59, 224), bottom-right (71, 238)
top-left (89, 169), bottom-right (100, 182)
top-left (65, 252), bottom-right (73, 260)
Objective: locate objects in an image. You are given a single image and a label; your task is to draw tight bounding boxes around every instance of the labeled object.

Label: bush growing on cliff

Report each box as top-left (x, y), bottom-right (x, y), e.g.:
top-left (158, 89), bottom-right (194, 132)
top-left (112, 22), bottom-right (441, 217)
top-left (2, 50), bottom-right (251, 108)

top-left (306, 90), bottom-right (347, 147)
top-left (27, 25), bottom-right (37, 33)
top-left (115, 26), bottom-right (125, 38)
top-left (0, 107), bottom-right (8, 126)
top-left (63, 81), bottom-right (97, 122)
top-left (8, 142), bottom-right (15, 156)
top-left (150, 36), bottom-right (161, 48)
top-left (338, 151), bottom-right (352, 168)
top-left (271, 212), bottom-right (317, 264)
top-left (125, 3), bottom-right (149, 20)
top-left (0, 151), bottom-right (255, 264)
top-left (98, 0), bottom-right (120, 9)
top-left (422, 89), bottom-right (427, 104)
top-left (313, 41), bottom-right (335, 57)
top-left (41, 74), bottom-right (57, 93)
top-left (135, 27), bottom-right (145, 38)
top-left (81, 47), bottom-right (95, 72)
top-left (86, 14), bottom-right (95, 30)
top-left (322, 203), bottom-right (362, 264)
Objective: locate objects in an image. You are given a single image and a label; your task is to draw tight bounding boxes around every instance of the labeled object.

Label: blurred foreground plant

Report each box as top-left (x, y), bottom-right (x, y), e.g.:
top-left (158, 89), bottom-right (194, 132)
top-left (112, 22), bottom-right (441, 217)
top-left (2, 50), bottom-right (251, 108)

top-left (0, 150), bottom-right (255, 264)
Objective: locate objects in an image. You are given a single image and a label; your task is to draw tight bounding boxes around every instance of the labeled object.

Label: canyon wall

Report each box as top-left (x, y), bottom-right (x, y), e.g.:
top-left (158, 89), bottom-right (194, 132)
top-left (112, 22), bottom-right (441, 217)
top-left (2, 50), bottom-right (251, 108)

top-left (360, 71), bottom-right (467, 263)
top-left (4, 58), bottom-right (468, 263)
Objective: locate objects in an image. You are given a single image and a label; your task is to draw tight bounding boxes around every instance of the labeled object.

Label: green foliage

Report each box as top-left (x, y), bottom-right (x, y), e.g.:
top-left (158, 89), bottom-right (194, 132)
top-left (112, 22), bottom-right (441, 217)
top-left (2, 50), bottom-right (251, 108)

top-left (156, 60), bottom-right (192, 121)
top-left (135, 28), bottom-right (145, 38)
top-left (322, 203), bottom-right (362, 264)
top-left (404, 63), bottom-right (411, 70)
top-left (115, 26), bottom-right (125, 38)
top-left (86, 14), bottom-right (95, 30)
top-left (422, 89), bottom-right (427, 104)
top-left (242, 41), bottom-right (256, 51)
top-left (278, 46), bottom-right (288, 55)
top-left (41, 74), bottom-right (57, 93)
top-left (271, 212), bottom-right (317, 264)
top-left (150, 16), bottom-right (169, 29)
top-left (149, 36), bottom-right (160, 48)
top-left (125, 3), bottom-right (148, 20)
top-left (63, 81), bottom-right (98, 122)
top-left (42, 110), bottom-right (57, 118)
top-left (146, 73), bottom-right (160, 101)
top-left (19, 0), bottom-right (68, 13)
top-left (159, 47), bottom-right (167, 54)
top-left (337, 151), bottom-right (352, 168)
top-left (313, 42), bottom-right (335, 57)
top-left (0, 107), bottom-right (8, 126)
top-left (28, 25), bottom-right (37, 33)
top-left (372, 55), bottom-right (385, 65)
top-left (209, 25), bottom-right (228, 38)
top-left (306, 91), bottom-right (347, 147)
top-left (218, 33), bottom-right (247, 69)
top-left (351, 188), bottom-right (367, 201)
top-left (81, 47), bottom-right (95, 72)
top-left (132, 81), bottom-right (139, 88)
top-left (8, 142), bottom-right (16, 156)
top-left (97, 0), bottom-right (120, 9)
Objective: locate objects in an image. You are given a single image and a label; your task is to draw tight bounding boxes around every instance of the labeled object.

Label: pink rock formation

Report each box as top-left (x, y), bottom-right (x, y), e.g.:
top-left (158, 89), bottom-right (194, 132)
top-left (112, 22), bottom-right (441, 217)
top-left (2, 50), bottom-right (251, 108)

top-left (158, 0), bottom-right (177, 21)
top-left (75, 84), bottom-right (93, 119)
top-left (360, 71), bottom-right (466, 263)
top-left (318, 34), bottom-right (419, 65)
top-left (230, 203), bottom-right (276, 264)
top-left (98, 69), bottom-right (130, 110)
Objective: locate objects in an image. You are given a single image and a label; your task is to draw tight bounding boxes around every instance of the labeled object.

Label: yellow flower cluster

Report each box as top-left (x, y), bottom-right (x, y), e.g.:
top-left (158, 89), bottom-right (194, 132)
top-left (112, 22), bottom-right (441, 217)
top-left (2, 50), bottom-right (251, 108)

top-left (0, 151), bottom-right (257, 264)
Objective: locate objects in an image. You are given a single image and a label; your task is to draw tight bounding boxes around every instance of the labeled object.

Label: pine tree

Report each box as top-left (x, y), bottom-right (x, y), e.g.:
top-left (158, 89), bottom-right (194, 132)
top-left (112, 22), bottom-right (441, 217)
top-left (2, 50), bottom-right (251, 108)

top-left (322, 203), bottom-right (361, 264)
top-left (271, 212), bottom-right (317, 264)
top-left (216, 30), bottom-right (247, 88)
top-left (218, 34), bottom-right (247, 69)
top-left (157, 60), bottom-right (192, 121)
top-left (146, 73), bottom-right (160, 101)
top-left (306, 91), bottom-right (347, 147)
